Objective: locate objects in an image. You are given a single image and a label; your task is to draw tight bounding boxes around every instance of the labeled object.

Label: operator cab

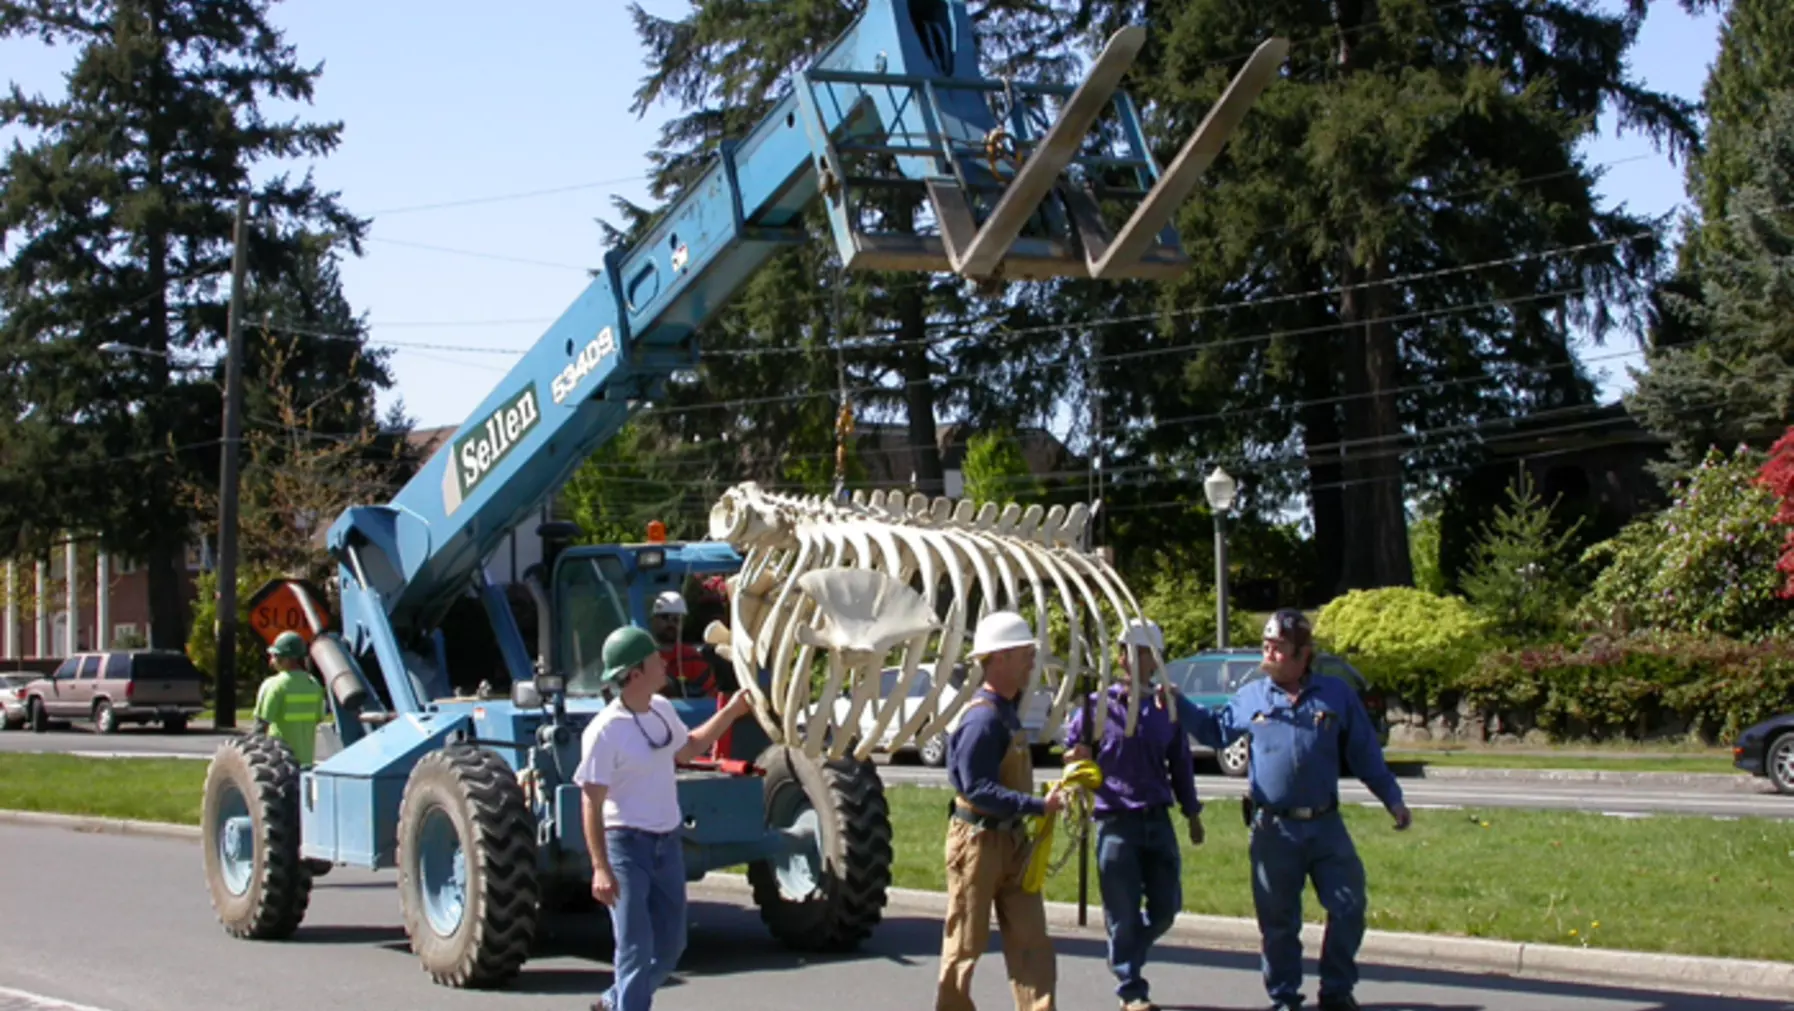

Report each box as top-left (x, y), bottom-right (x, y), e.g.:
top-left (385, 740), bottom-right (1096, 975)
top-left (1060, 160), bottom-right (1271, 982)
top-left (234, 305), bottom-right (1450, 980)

top-left (551, 522), bottom-right (748, 721)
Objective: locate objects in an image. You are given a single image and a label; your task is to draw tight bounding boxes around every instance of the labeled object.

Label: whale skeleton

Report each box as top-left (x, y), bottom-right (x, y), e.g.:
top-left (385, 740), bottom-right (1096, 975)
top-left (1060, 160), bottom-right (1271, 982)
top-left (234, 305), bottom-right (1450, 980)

top-left (703, 482), bottom-right (1177, 763)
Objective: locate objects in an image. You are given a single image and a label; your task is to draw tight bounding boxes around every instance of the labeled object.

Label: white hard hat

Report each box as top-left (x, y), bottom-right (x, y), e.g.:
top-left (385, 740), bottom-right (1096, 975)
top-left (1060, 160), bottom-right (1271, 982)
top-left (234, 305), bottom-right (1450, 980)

top-left (1118, 619), bottom-right (1164, 653)
top-left (652, 591), bottom-right (687, 616)
top-left (970, 610), bottom-right (1035, 659)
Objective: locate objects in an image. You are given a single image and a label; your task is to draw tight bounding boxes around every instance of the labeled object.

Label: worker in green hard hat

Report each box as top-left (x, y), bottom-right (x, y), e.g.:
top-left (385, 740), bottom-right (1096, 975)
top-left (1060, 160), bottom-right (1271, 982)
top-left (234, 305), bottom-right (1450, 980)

top-left (253, 631), bottom-right (328, 768)
top-left (575, 623), bottom-right (755, 1011)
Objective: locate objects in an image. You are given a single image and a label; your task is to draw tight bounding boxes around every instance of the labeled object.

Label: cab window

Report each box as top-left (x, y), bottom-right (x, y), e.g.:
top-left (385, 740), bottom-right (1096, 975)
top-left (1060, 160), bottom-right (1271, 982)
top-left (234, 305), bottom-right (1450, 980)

top-left (556, 554), bottom-right (632, 697)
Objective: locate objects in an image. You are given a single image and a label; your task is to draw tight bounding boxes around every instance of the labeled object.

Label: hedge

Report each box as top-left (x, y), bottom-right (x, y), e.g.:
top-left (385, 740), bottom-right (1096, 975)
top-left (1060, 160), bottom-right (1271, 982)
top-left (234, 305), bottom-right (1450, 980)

top-left (1461, 632), bottom-right (1794, 743)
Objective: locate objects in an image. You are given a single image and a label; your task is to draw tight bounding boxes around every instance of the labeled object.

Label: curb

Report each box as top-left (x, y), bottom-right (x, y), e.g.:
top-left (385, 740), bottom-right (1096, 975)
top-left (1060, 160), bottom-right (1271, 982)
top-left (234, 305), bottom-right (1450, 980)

top-left (0, 809), bottom-right (201, 841)
top-left (7, 810), bottom-right (1789, 1001)
top-left (1401, 765), bottom-right (1768, 791)
top-left (686, 874), bottom-right (1794, 1002)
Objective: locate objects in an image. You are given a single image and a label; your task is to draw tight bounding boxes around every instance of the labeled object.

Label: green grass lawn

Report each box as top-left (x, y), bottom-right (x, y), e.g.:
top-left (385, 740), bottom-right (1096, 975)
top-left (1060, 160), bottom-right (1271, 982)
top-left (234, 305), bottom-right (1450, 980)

top-left (193, 707), bottom-right (257, 725)
top-left (888, 787), bottom-right (1792, 963)
top-left (0, 754), bottom-right (205, 825)
top-left (3, 754), bottom-right (1787, 963)
top-left (1388, 751), bottom-right (1741, 775)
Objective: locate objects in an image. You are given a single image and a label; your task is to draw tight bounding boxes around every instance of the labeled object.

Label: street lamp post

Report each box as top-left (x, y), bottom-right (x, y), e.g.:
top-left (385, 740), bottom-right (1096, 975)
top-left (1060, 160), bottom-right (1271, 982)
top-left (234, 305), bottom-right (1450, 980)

top-left (1204, 466), bottom-right (1238, 649)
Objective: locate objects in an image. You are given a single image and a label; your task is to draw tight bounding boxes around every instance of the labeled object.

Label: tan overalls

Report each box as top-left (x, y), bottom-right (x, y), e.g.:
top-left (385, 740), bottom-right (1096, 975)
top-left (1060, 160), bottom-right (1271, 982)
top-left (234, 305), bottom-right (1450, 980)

top-left (936, 697), bottom-right (1057, 1011)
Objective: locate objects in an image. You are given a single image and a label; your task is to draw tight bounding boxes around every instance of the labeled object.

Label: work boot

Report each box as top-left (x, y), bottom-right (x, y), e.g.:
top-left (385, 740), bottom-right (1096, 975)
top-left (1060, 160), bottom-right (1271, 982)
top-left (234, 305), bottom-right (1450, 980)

top-left (1121, 1000), bottom-right (1158, 1011)
top-left (1317, 995), bottom-right (1359, 1011)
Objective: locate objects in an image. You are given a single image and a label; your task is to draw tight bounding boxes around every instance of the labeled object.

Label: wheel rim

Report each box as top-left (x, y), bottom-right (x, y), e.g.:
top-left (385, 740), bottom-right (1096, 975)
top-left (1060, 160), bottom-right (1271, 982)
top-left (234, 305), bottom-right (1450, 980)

top-left (767, 780), bottom-right (824, 901)
top-left (1224, 740), bottom-right (1246, 770)
top-left (418, 806), bottom-right (468, 936)
top-left (922, 735), bottom-right (944, 763)
top-left (1774, 741), bottom-right (1794, 787)
top-left (216, 782), bottom-right (254, 896)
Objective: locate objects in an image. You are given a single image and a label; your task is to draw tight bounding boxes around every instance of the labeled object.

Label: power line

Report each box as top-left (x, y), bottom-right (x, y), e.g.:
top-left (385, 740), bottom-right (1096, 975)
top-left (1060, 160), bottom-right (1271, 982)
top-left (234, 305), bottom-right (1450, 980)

top-left (364, 176), bottom-right (651, 217)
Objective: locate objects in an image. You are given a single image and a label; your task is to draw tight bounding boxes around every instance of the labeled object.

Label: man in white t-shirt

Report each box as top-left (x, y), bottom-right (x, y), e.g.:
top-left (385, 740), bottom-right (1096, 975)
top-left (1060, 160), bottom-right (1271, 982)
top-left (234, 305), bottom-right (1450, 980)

top-left (576, 623), bottom-right (754, 1011)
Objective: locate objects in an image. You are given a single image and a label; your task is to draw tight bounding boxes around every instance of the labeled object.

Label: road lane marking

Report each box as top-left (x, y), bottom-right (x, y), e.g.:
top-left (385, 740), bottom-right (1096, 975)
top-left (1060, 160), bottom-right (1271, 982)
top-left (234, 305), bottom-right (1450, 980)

top-left (0, 986), bottom-right (120, 1011)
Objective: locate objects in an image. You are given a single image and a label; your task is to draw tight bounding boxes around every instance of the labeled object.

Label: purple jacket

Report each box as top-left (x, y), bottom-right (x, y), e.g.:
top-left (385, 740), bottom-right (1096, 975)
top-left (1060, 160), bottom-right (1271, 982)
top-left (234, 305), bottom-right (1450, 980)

top-left (1064, 683), bottom-right (1202, 818)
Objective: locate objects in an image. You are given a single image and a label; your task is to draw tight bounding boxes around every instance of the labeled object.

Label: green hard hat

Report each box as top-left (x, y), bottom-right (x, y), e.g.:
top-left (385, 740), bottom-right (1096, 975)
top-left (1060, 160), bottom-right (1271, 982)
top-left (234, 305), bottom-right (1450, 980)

top-left (267, 631), bottom-right (307, 660)
top-left (601, 625), bottom-right (659, 684)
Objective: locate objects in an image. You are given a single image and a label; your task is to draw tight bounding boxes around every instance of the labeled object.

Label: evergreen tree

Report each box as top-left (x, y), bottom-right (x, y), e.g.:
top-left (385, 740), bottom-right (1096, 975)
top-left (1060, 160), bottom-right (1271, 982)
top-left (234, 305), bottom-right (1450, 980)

top-left (1683, 0), bottom-right (1794, 261)
top-left (1632, 0), bottom-right (1794, 480)
top-left (961, 428), bottom-right (1045, 507)
top-left (0, 0), bottom-right (378, 647)
top-left (1459, 471), bottom-right (1587, 642)
top-left (1052, 0), bottom-right (1699, 596)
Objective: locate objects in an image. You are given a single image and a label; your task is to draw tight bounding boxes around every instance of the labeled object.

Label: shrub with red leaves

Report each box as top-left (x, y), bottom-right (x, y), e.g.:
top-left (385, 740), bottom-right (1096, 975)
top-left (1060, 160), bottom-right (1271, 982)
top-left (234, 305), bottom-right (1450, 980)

top-left (1755, 426), bottom-right (1794, 599)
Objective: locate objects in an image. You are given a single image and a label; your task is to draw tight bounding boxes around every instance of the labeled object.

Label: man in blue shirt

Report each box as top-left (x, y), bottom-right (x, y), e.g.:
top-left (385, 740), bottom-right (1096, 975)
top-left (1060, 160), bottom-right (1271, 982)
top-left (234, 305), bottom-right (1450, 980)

top-left (938, 610), bottom-right (1066, 1011)
top-left (1177, 609), bottom-right (1411, 1011)
top-left (1063, 619), bottom-right (1202, 1011)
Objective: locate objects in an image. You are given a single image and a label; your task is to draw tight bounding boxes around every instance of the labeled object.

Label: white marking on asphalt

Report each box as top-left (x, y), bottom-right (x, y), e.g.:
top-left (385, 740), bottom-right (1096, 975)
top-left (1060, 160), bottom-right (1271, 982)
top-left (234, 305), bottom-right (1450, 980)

top-left (0, 986), bottom-right (120, 1011)
top-left (65, 751), bottom-right (208, 761)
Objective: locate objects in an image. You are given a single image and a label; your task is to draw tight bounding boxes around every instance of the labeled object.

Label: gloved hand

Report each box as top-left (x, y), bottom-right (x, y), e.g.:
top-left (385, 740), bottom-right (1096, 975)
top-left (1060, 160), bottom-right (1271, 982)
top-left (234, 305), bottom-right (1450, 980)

top-left (1187, 812), bottom-right (1205, 846)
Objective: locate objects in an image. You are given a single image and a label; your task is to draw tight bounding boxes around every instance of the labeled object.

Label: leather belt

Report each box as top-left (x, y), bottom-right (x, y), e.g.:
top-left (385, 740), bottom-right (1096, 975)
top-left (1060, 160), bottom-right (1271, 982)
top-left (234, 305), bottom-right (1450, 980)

top-left (947, 798), bottom-right (1027, 832)
top-left (1258, 800), bottom-right (1338, 821)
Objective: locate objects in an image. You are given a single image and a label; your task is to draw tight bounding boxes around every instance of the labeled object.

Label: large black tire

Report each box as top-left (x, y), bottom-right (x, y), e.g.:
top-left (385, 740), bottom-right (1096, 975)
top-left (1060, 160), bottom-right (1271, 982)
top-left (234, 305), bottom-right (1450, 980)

top-left (201, 734), bottom-right (313, 939)
top-left (395, 744), bottom-right (540, 989)
top-left (747, 746), bottom-right (893, 952)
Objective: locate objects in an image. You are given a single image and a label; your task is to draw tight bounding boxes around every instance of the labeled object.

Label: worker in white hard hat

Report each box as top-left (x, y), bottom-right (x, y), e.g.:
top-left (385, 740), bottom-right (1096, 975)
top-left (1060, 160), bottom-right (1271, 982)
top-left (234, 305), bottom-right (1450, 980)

top-left (936, 609), bottom-right (1065, 1011)
top-left (650, 590), bottom-right (720, 700)
top-left (1063, 618), bottom-right (1202, 1011)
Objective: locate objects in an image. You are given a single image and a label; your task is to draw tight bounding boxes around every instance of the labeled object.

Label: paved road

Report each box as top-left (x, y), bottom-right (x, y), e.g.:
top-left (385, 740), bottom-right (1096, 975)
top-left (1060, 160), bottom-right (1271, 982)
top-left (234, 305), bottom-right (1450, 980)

top-left (4, 725), bottom-right (1790, 819)
top-left (1, 823), bottom-right (1785, 1011)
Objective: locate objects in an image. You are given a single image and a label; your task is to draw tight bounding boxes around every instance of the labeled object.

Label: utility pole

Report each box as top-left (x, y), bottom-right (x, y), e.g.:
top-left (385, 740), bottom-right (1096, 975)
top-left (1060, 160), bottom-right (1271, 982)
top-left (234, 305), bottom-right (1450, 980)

top-left (213, 193), bottom-right (250, 729)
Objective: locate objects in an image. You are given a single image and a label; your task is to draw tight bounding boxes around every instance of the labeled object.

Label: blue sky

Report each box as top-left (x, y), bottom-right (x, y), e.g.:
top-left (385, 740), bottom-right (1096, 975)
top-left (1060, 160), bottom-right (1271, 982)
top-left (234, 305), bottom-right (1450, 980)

top-left (2, 0), bottom-right (1723, 434)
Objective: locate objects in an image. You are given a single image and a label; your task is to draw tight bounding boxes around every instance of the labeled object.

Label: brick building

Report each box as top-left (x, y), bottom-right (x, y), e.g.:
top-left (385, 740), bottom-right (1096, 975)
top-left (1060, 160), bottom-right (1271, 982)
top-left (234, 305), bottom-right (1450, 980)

top-left (1, 539), bottom-right (206, 661)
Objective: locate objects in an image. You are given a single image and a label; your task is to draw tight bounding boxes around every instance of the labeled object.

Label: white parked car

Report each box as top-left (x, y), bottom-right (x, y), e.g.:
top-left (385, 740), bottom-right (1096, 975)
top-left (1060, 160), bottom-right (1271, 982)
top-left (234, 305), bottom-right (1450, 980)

top-left (804, 662), bottom-right (1057, 766)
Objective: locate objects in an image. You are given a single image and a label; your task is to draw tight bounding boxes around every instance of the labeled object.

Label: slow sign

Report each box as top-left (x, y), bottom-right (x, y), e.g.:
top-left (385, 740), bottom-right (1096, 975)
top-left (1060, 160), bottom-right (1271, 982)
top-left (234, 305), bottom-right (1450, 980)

top-left (243, 579), bottom-right (331, 649)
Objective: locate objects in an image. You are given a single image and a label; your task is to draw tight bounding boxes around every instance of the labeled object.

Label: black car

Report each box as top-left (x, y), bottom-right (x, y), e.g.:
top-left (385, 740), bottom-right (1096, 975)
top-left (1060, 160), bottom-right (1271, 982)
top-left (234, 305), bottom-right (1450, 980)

top-left (1732, 711), bottom-right (1794, 795)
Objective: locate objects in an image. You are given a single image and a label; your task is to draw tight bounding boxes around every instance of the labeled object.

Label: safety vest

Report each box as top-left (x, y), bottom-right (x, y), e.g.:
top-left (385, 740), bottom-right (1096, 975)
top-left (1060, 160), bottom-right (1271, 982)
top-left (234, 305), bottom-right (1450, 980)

top-left (253, 670), bottom-right (327, 766)
top-left (663, 644), bottom-right (715, 698)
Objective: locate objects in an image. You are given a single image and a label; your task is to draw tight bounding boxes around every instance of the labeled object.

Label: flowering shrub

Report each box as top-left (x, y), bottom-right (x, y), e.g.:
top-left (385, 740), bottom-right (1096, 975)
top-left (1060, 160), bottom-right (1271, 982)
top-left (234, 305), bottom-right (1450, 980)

top-left (1576, 445), bottom-right (1791, 639)
top-left (1757, 426), bottom-right (1794, 599)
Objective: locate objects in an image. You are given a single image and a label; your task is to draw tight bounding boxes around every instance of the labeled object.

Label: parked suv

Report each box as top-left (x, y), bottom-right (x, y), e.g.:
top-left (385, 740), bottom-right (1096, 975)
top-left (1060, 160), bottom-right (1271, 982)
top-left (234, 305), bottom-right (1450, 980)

top-left (21, 649), bottom-right (206, 734)
top-left (1164, 648), bottom-right (1389, 777)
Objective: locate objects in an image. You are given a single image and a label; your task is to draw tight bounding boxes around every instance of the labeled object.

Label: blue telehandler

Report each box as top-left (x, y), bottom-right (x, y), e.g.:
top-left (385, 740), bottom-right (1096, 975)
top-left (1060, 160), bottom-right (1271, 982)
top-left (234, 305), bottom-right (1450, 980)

top-left (198, 0), bottom-right (1285, 989)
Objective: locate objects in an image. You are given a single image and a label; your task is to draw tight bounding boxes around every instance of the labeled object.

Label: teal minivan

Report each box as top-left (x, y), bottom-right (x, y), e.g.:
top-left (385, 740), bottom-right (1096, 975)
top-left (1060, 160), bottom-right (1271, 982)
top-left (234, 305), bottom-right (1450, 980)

top-left (1162, 648), bottom-right (1389, 777)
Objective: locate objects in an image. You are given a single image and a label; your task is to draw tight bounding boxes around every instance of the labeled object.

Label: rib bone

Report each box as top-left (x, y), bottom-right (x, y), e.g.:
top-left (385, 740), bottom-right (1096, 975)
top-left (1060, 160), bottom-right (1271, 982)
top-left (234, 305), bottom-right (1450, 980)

top-left (707, 482), bottom-right (1173, 760)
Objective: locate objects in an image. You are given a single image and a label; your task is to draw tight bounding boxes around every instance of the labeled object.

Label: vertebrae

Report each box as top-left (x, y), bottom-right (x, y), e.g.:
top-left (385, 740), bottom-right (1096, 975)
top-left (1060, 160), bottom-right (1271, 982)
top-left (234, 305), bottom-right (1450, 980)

top-left (705, 481), bottom-right (1164, 761)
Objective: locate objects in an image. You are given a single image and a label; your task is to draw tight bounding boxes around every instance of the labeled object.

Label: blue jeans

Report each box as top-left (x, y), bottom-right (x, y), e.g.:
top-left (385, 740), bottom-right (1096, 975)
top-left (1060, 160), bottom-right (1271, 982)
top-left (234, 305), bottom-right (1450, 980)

top-left (600, 827), bottom-right (688, 1011)
top-left (1249, 811), bottom-right (1367, 1005)
top-left (1095, 807), bottom-right (1183, 1003)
